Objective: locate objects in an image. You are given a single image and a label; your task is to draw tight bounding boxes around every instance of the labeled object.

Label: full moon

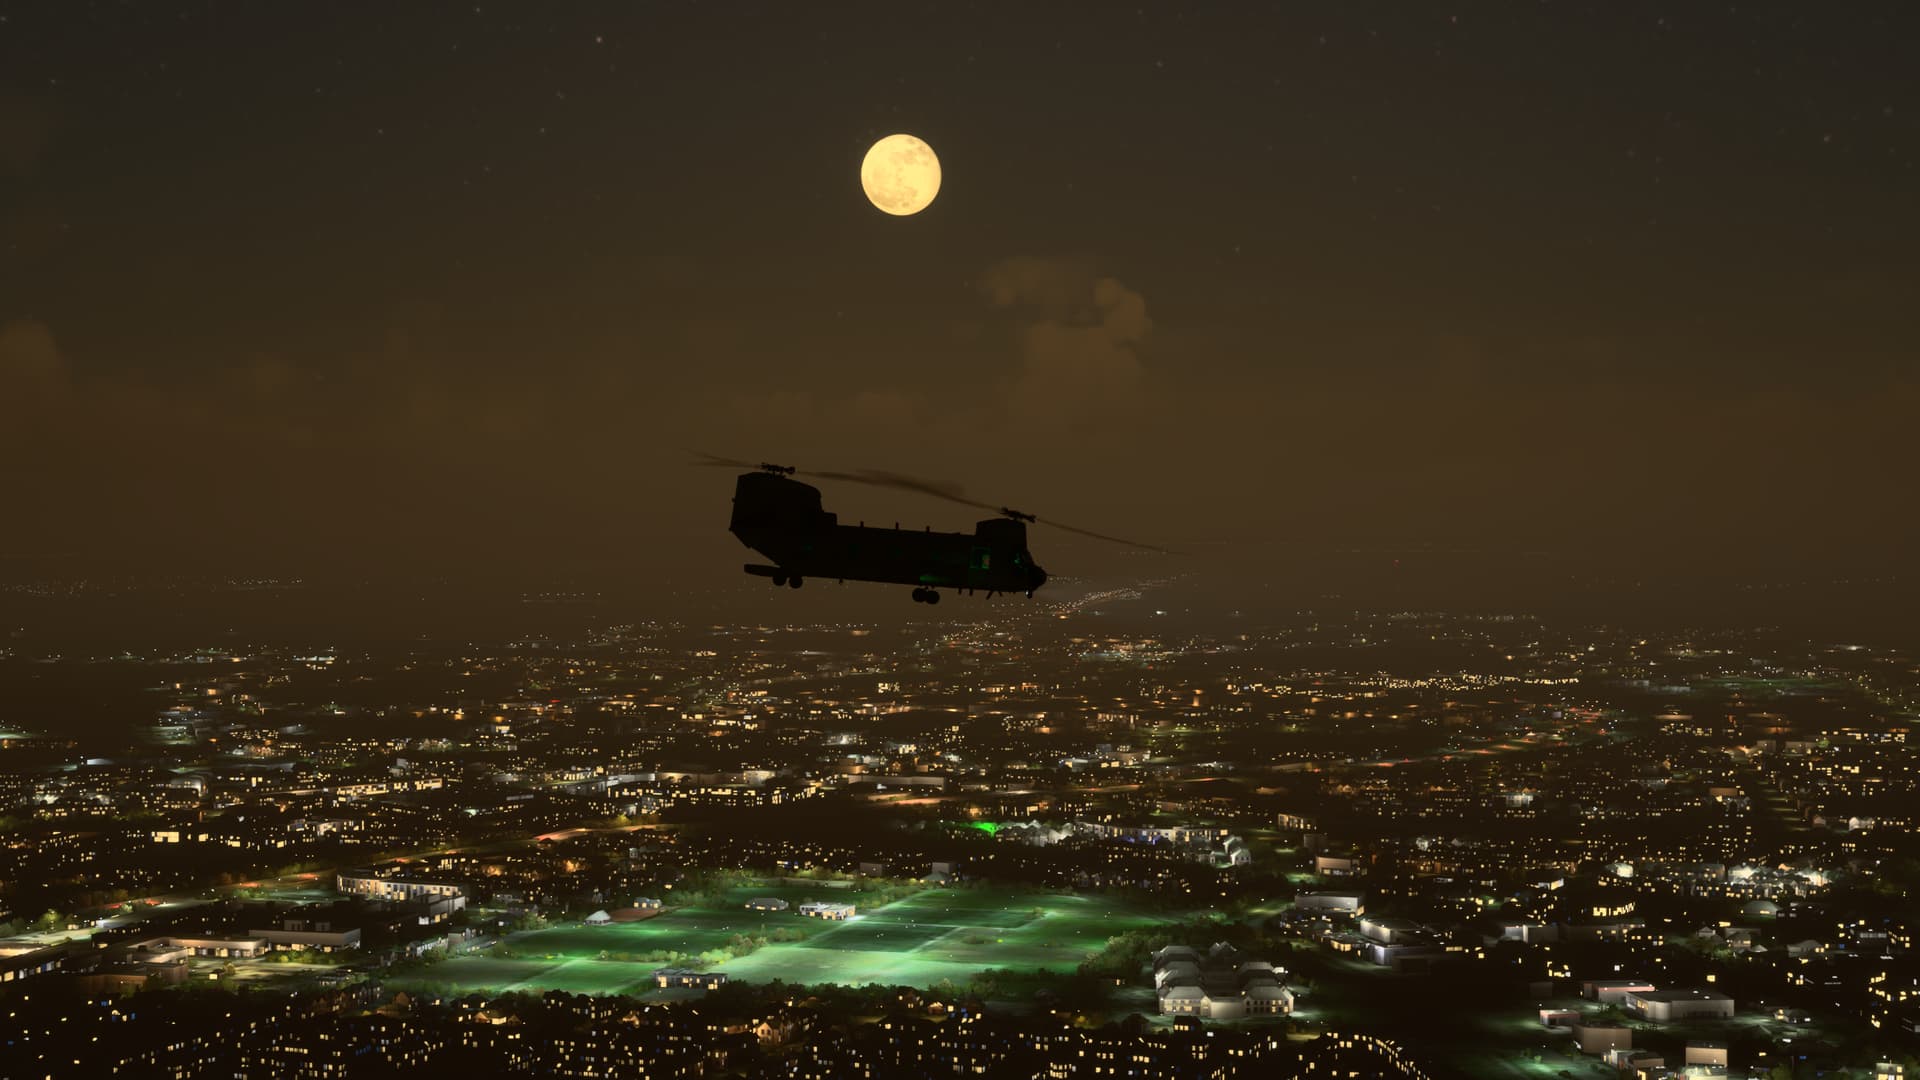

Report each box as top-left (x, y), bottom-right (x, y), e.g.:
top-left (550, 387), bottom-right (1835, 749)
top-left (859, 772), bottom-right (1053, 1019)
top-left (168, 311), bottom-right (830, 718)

top-left (861, 133), bottom-right (941, 216)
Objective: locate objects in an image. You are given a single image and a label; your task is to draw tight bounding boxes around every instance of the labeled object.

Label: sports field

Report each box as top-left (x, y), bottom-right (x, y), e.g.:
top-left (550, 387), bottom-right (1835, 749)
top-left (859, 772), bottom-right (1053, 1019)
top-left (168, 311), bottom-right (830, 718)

top-left (404, 884), bottom-right (1172, 995)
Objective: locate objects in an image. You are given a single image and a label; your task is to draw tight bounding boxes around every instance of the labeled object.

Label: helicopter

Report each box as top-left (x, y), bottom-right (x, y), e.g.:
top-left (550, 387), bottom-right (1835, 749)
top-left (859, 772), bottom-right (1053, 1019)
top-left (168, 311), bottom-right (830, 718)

top-left (697, 454), bottom-right (1173, 604)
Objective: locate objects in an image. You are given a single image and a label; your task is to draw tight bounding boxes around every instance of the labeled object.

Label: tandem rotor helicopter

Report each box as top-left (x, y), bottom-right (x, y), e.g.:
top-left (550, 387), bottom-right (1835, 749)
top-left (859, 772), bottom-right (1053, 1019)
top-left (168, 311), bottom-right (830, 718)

top-left (695, 453), bottom-right (1176, 604)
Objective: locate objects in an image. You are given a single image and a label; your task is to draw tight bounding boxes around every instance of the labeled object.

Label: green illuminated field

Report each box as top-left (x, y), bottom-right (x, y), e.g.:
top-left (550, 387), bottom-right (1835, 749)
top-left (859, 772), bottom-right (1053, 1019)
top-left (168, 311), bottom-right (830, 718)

top-left (521, 958), bottom-right (657, 995)
top-left (404, 885), bottom-right (1173, 996)
top-left (512, 911), bottom-right (746, 957)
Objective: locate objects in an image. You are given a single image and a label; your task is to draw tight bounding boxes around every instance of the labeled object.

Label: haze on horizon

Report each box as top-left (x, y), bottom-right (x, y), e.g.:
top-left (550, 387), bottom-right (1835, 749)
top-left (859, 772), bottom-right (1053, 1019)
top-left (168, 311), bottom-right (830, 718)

top-left (2, 4), bottom-right (1914, 608)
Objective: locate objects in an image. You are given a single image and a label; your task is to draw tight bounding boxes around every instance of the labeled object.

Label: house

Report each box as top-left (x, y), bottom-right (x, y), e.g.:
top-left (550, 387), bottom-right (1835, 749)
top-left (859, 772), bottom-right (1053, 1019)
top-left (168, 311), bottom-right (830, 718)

top-left (1243, 984), bottom-right (1292, 1015)
top-left (1155, 960), bottom-right (1202, 989)
top-left (1160, 985), bottom-right (1206, 1014)
top-left (799, 902), bottom-right (854, 921)
top-left (653, 967), bottom-right (728, 990)
top-left (745, 897), bottom-right (790, 912)
top-left (1152, 942), bottom-right (1292, 1018)
top-left (583, 910), bottom-right (612, 925)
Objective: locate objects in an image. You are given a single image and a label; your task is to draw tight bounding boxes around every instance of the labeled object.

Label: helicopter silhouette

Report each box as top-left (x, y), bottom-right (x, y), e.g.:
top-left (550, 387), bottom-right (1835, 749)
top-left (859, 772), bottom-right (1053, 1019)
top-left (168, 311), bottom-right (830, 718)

top-left (695, 454), bottom-right (1173, 604)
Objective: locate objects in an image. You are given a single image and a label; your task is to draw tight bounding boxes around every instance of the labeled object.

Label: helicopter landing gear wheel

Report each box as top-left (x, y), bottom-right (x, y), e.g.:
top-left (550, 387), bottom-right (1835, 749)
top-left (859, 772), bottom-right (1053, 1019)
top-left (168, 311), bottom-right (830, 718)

top-left (772, 573), bottom-right (787, 587)
top-left (789, 576), bottom-right (803, 589)
top-left (911, 588), bottom-right (937, 604)
top-left (925, 589), bottom-right (940, 604)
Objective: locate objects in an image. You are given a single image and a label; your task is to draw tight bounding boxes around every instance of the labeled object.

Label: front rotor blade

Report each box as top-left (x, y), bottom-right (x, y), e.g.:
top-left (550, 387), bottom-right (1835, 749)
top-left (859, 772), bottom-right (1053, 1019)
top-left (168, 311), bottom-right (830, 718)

top-left (1037, 517), bottom-right (1183, 555)
top-left (803, 468), bottom-right (1001, 515)
top-left (689, 450), bottom-right (759, 469)
top-left (692, 453), bottom-right (1179, 553)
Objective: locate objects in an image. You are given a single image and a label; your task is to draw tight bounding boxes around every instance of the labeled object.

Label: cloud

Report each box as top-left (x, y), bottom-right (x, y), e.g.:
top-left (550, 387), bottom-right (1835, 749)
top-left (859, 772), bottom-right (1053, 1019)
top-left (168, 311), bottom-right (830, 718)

top-left (984, 257), bottom-right (1152, 424)
top-left (980, 256), bottom-right (1101, 313)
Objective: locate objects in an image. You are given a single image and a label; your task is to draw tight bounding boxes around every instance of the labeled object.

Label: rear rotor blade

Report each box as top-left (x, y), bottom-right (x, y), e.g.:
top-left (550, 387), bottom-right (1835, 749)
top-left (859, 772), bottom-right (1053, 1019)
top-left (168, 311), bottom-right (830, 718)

top-left (806, 468), bottom-right (1001, 516)
top-left (1035, 517), bottom-right (1181, 555)
top-left (819, 469), bottom-right (1183, 554)
top-left (691, 452), bottom-right (1180, 554)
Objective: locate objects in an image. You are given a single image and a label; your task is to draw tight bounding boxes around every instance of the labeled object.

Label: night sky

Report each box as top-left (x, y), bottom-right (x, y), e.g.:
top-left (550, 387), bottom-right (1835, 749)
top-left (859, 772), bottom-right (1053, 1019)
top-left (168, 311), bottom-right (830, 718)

top-left (2, 3), bottom-right (1915, 601)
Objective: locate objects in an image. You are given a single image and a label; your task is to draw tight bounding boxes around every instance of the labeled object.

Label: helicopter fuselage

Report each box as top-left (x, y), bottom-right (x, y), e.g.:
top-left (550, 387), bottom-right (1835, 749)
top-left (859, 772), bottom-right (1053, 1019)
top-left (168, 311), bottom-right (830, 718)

top-left (729, 471), bottom-right (1047, 600)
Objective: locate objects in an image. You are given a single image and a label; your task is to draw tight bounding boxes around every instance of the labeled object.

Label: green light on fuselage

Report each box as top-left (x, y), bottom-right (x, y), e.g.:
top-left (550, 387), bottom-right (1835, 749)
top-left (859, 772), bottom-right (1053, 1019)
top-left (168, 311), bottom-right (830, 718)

top-left (970, 821), bottom-right (998, 836)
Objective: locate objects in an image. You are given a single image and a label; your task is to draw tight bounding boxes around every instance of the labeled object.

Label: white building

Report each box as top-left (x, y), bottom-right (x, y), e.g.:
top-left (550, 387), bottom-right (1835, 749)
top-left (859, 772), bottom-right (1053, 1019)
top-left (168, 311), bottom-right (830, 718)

top-left (161, 935), bottom-right (266, 959)
top-left (1358, 917), bottom-right (1423, 944)
top-left (1625, 987), bottom-right (1735, 1022)
top-left (1295, 891), bottom-right (1364, 915)
top-left (1571, 1021), bottom-right (1632, 1056)
top-left (336, 869), bottom-right (466, 905)
top-left (1685, 1042), bottom-right (1729, 1067)
top-left (1582, 978), bottom-right (1658, 1004)
top-left (1314, 854), bottom-right (1360, 876)
top-left (1153, 943), bottom-right (1292, 1018)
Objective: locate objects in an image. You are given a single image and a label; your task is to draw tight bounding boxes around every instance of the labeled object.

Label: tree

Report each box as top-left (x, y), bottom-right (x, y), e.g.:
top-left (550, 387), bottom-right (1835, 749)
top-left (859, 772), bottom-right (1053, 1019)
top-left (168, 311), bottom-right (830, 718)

top-left (32, 909), bottom-right (61, 932)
